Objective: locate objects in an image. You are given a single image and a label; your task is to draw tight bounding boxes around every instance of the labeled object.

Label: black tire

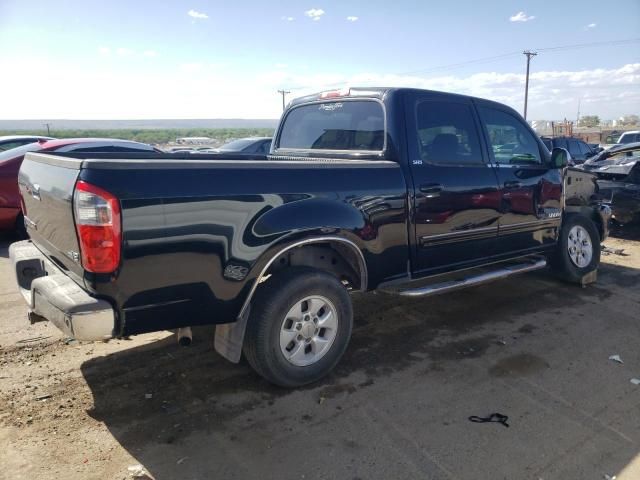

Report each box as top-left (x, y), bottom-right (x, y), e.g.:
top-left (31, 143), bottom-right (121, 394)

top-left (14, 213), bottom-right (28, 240)
top-left (243, 267), bottom-right (353, 387)
top-left (550, 214), bottom-right (600, 283)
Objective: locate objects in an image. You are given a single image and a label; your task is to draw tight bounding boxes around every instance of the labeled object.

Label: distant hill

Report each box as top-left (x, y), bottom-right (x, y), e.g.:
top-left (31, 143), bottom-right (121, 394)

top-left (0, 118), bottom-right (280, 130)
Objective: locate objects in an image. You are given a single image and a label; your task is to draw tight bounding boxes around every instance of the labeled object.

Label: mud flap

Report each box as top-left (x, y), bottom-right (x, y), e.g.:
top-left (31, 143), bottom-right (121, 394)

top-left (579, 269), bottom-right (598, 287)
top-left (214, 306), bottom-right (250, 363)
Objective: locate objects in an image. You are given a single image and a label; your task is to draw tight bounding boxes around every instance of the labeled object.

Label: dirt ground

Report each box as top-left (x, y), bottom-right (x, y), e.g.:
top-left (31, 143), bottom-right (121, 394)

top-left (1, 226), bottom-right (639, 480)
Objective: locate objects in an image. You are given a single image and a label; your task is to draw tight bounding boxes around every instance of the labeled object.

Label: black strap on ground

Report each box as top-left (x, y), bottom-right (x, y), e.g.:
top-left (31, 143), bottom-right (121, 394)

top-left (468, 413), bottom-right (509, 428)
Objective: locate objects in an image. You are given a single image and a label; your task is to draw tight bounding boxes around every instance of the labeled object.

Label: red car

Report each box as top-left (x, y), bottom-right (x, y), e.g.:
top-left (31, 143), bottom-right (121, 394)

top-left (0, 138), bottom-right (157, 235)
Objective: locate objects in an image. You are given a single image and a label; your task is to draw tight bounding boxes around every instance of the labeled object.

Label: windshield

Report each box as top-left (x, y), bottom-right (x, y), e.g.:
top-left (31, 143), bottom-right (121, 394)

top-left (218, 139), bottom-right (258, 151)
top-left (618, 133), bottom-right (637, 144)
top-left (278, 100), bottom-right (385, 151)
top-left (608, 148), bottom-right (640, 164)
top-left (0, 142), bottom-right (43, 162)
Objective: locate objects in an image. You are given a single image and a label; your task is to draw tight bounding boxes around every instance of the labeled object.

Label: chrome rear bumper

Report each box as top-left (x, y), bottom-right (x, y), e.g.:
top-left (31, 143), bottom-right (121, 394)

top-left (9, 240), bottom-right (115, 341)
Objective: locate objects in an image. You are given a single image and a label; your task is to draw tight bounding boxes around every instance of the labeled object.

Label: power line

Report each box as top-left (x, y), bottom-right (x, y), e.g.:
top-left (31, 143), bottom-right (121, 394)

top-left (398, 51), bottom-right (521, 76)
top-left (534, 37), bottom-right (640, 53)
top-left (285, 37), bottom-right (640, 93)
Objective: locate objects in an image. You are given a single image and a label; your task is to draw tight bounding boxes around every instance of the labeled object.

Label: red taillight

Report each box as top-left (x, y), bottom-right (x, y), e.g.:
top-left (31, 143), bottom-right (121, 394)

top-left (320, 87), bottom-right (350, 99)
top-left (73, 180), bottom-right (121, 273)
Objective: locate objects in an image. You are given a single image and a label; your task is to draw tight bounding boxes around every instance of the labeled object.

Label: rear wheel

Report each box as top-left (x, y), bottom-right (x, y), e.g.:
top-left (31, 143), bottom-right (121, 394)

top-left (550, 214), bottom-right (600, 283)
top-left (243, 267), bottom-right (353, 387)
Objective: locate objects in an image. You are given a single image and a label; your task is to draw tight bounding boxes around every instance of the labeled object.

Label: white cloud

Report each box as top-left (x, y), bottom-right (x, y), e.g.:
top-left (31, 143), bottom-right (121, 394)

top-left (98, 47), bottom-right (110, 55)
top-left (180, 63), bottom-right (204, 72)
top-left (346, 16), bottom-right (358, 22)
top-left (278, 64), bottom-right (640, 120)
top-left (188, 9), bottom-right (208, 19)
top-left (143, 50), bottom-right (159, 58)
top-left (509, 11), bottom-right (535, 22)
top-left (0, 58), bottom-right (637, 121)
top-left (305, 8), bottom-right (325, 21)
top-left (116, 47), bottom-right (133, 56)
top-left (281, 16), bottom-right (294, 21)
top-left (585, 23), bottom-right (597, 29)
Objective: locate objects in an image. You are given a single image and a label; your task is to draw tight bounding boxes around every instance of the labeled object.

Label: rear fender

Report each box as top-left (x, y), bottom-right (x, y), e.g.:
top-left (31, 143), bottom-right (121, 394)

top-left (214, 233), bottom-right (367, 363)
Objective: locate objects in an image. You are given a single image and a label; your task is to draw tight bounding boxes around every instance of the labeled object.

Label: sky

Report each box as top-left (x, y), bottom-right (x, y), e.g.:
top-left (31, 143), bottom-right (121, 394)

top-left (1, 0), bottom-right (639, 121)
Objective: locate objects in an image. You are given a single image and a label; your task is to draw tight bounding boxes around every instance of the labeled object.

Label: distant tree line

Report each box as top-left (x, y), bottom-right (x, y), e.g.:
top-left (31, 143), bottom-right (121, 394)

top-left (0, 128), bottom-right (275, 145)
top-left (578, 114), bottom-right (639, 128)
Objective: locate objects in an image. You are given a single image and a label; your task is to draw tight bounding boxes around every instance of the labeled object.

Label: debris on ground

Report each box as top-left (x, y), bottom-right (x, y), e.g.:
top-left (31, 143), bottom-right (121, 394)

top-left (15, 335), bottom-right (52, 345)
top-left (601, 245), bottom-right (628, 256)
top-left (127, 464), bottom-right (147, 477)
top-left (144, 393), bottom-right (153, 399)
top-left (603, 474), bottom-right (617, 480)
top-left (630, 378), bottom-right (640, 385)
top-left (35, 394), bottom-right (52, 401)
top-left (176, 457), bottom-right (188, 465)
top-left (608, 355), bottom-right (624, 364)
top-left (468, 413), bottom-right (510, 428)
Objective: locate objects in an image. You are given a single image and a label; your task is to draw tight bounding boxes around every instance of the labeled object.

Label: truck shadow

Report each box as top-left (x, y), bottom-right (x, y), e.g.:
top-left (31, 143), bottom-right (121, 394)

top-left (78, 260), bottom-right (640, 479)
top-left (0, 234), bottom-right (19, 258)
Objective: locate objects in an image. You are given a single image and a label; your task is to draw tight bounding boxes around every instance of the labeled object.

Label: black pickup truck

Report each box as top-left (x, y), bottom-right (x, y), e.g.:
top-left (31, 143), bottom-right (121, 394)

top-left (11, 88), bottom-right (610, 387)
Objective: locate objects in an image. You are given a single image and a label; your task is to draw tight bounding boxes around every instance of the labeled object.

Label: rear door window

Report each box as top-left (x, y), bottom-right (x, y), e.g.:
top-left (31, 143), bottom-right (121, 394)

top-left (415, 101), bottom-right (484, 165)
top-left (278, 100), bottom-right (385, 151)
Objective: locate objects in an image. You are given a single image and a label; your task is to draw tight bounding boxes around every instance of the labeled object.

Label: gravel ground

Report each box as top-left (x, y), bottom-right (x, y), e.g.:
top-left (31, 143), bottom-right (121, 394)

top-left (1, 226), bottom-right (639, 480)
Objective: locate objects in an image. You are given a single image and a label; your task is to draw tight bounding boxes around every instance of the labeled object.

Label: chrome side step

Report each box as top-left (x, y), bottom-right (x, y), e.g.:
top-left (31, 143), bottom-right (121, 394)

top-left (386, 259), bottom-right (547, 298)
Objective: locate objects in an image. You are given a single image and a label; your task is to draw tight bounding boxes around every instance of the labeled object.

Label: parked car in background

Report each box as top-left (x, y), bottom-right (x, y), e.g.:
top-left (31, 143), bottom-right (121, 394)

top-left (588, 143), bottom-right (603, 153)
top-left (0, 135), bottom-right (54, 151)
top-left (581, 142), bottom-right (640, 224)
top-left (541, 136), bottom-right (597, 164)
top-left (601, 131), bottom-right (640, 151)
top-left (614, 131), bottom-right (640, 147)
top-left (212, 137), bottom-right (272, 154)
top-left (0, 138), bottom-right (157, 236)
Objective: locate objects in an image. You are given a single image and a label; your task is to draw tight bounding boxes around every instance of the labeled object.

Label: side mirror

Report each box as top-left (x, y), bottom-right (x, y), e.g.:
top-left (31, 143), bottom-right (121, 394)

top-left (551, 147), bottom-right (570, 168)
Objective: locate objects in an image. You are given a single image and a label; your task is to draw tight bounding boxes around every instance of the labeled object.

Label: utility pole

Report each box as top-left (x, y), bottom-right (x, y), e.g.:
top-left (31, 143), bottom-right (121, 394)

top-left (277, 89), bottom-right (290, 111)
top-left (522, 50), bottom-right (537, 121)
top-left (43, 123), bottom-right (51, 136)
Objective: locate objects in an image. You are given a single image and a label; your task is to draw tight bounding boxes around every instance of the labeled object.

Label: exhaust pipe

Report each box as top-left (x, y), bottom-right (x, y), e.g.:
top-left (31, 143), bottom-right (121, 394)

top-left (177, 327), bottom-right (192, 346)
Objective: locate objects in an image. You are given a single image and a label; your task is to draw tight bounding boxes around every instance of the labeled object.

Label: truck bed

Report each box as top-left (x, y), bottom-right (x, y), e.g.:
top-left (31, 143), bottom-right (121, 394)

top-left (18, 151), bottom-right (409, 335)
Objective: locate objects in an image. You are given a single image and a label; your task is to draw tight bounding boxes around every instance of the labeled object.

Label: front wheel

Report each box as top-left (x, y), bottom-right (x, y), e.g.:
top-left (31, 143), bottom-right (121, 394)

top-left (243, 267), bottom-right (353, 387)
top-left (550, 214), bottom-right (600, 283)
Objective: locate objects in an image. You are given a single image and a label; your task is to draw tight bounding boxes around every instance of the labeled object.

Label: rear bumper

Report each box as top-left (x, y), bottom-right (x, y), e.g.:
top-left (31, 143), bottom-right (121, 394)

top-left (9, 240), bottom-right (115, 341)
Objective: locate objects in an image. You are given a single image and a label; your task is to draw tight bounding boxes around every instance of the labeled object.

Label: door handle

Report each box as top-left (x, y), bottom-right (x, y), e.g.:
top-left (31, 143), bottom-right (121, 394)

top-left (503, 181), bottom-right (522, 189)
top-left (419, 184), bottom-right (443, 198)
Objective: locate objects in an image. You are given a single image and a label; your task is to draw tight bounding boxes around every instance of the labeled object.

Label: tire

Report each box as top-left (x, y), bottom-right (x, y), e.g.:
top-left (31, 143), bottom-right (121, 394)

top-left (243, 267), bottom-right (353, 387)
top-left (14, 213), bottom-right (28, 240)
top-left (550, 214), bottom-right (600, 283)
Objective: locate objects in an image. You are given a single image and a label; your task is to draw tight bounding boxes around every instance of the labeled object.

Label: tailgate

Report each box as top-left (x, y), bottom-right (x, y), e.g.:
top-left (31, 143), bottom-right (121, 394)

top-left (19, 152), bottom-right (84, 278)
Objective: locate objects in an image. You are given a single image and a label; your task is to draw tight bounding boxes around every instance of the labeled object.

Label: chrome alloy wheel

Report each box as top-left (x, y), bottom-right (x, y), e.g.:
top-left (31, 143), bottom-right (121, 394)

top-left (567, 225), bottom-right (593, 268)
top-left (279, 296), bottom-right (338, 367)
